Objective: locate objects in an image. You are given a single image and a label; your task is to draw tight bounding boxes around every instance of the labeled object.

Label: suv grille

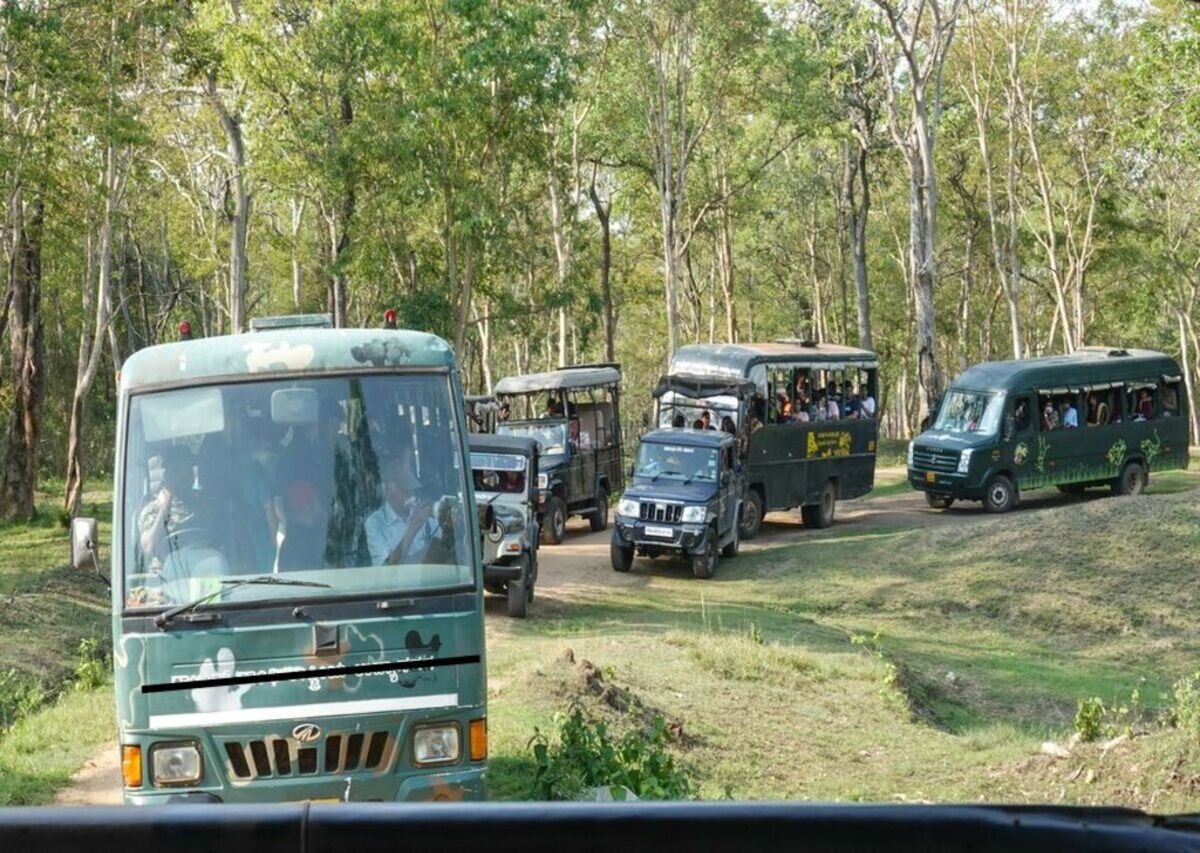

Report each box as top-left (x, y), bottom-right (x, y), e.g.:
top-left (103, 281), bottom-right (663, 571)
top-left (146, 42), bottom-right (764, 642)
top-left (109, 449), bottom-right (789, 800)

top-left (223, 731), bottom-right (394, 780)
top-left (640, 502), bottom-right (682, 523)
top-left (912, 446), bottom-right (960, 473)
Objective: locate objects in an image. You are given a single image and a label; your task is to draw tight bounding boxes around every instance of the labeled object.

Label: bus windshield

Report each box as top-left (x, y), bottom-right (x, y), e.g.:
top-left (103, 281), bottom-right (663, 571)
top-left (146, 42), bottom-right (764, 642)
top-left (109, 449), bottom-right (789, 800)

top-left (634, 442), bottom-right (719, 483)
top-left (496, 421), bottom-right (568, 455)
top-left (121, 373), bottom-right (474, 611)
top-left (932, 390), bottom-right (1006, 437)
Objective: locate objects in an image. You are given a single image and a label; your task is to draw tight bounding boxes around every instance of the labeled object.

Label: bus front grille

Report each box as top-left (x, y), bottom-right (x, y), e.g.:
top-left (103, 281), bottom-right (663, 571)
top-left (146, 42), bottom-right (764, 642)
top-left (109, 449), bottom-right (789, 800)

top-left (223, 731), bottom-right (394, 780)
top-left (912, 446), bottom-right (959, 473)
top-left (639, 502), bottom-right (682, 523)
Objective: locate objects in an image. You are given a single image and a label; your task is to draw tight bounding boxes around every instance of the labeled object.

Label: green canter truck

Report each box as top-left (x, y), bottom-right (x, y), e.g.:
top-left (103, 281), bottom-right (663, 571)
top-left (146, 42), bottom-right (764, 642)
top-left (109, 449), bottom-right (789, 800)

top-left (72, 316), bottom-right (488, 803)
top-left (907, 347), bottom-right (1190, 512)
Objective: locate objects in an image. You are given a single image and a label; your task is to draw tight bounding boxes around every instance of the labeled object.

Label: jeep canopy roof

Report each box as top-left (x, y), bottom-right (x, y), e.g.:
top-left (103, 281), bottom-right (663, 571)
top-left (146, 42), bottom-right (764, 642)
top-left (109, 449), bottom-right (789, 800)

top-left (653, 373), bottom-right (757, 400)
top-left (948, 348), bottom-right (1181, 394)
top-left (468, 433), bottom-right (540, 458)
top-left (670, 342), bottom-right (878, 379)
top-left (119, 327), bottom-right (456, 393)
top-left (493, 364), bottom-right (621, 395)
top-left (641, 427), bottom-right (732, 449)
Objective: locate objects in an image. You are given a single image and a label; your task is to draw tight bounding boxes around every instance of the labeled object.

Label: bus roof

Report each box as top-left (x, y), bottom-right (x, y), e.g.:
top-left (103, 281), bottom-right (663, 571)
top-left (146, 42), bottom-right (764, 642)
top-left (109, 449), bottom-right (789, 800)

top-left (641, 427), bottom-right (732, 449)
top-left (494, 364), bottom-right (621, 395)
top-left (949, 348), bottom-right (1181, 393)
top-left (671, 342), bottom-right (878, 377)
top-left (119, 327), bottom-right (456, 393)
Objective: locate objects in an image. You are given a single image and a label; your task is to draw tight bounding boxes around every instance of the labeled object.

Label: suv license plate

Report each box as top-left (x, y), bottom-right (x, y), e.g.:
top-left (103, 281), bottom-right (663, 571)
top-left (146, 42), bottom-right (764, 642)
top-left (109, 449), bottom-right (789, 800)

top-left (644, 525), bottom-right (674, 538)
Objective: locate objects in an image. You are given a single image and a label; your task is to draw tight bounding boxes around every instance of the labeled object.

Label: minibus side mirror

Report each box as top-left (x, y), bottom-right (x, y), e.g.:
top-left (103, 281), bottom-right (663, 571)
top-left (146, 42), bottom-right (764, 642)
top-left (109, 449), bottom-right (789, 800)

top-left (71, 517), bottom-right (109, 588)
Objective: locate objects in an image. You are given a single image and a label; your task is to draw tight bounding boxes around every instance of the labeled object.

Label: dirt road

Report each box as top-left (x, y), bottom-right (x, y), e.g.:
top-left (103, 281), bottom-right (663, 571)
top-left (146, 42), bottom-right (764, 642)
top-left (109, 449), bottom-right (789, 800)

top-left (52, 475), bottom-right (1082, 805)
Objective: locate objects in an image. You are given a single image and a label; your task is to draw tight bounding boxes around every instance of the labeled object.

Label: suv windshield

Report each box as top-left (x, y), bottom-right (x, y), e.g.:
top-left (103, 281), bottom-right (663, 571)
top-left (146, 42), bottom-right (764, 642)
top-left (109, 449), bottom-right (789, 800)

top-left (121, 373), bottom-right (473, 611)
top-left (932, 390), bottom-right (1006, 437)
top-left (470, 452), bottom-right (527, 494)
top-left (634, 442), bottom-right (719, 483)
top-left (497, 421), bottom-right (567, 455)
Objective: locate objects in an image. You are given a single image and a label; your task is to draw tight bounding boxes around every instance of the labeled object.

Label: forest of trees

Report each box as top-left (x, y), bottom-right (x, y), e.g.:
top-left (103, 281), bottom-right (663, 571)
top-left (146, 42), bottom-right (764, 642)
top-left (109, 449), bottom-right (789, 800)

top-left (0, 0), bottom-right (1198, 521)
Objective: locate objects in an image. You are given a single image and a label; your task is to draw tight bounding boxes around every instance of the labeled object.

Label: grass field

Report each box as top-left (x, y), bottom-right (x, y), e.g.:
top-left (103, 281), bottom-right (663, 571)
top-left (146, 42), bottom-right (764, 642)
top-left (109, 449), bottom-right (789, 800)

top-left (484, 476), bottom-right (1200, 809)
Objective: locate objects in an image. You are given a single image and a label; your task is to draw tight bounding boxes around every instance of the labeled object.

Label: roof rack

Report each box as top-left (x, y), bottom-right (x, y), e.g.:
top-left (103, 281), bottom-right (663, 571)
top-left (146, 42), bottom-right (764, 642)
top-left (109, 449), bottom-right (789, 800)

top-left (249, 314), bottom-right (333, 332)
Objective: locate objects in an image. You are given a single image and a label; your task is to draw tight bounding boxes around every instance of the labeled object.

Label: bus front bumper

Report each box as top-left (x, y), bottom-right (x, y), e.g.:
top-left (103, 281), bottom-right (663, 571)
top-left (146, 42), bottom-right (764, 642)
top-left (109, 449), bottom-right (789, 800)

top-left (907, 469), bottom-right (979, 500)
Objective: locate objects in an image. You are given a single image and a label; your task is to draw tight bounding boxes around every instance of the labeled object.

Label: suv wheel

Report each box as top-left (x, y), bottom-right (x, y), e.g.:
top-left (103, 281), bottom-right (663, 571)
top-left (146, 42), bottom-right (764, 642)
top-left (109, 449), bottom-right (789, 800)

top-left (983, 474), bottom-right (1017, 513)
top-left (542, 496), bottom-right (567, 545)
top-left (588, 485), bottom-right (610, 532)
top-left (611, 540), bottom-right (634, 573)
top-left (691, 530), bottom-right (718, 579)
top-left (1113, 461), bottom-right (1147, 497)
top-left (739, 489), bottom-right (764, 540)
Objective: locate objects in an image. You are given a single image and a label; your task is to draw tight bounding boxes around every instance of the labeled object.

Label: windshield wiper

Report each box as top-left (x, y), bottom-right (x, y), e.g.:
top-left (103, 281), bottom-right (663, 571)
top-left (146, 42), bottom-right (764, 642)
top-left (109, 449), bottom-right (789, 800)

top-left (651, 470), bottom-right (682, 482)
top-left (155, 575), bottom-right (331, 629)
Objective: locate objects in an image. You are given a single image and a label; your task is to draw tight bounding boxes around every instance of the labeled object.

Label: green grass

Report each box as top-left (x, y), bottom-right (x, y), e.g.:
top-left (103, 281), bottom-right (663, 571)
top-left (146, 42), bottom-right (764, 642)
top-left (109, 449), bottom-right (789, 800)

top-left (483, 474), bottom-right (1200, 808)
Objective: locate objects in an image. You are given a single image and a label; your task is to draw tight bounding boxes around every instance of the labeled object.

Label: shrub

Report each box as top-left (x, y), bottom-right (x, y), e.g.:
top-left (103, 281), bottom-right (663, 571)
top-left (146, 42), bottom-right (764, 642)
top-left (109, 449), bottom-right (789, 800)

top-left (1172, 672), bottom-right (1200, 740)
top-left (530, 705), bottom-right (692, 801)
top-left (0, 670), bottom-right (46, 732)
top-left (73, 637), bottom-right (110, 691)
top-left (1074, 696), bottom-right (1105, 742)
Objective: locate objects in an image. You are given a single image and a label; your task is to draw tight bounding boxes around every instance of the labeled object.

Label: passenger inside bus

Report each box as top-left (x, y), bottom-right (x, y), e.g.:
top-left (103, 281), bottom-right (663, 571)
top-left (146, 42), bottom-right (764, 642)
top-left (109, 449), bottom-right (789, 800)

top-left (1041, 398), bottom-right (1059, 431)
top-left (138, 446), bottom-right (204, 563)
top-left (364, 457), bottom-right (442, 565)
top-left (1136, 389), bottom-right (1155, 420)
top-left (1061, 396), bottom-right (1079, 429)
top-left (1086, 393), bottom-right (1110, 426)
top-left (1013, 400), bottom-right (1030, 432)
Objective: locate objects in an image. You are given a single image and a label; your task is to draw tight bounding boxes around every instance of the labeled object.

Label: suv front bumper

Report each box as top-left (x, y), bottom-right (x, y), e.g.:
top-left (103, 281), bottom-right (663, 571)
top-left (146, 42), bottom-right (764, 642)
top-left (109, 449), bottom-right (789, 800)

top-left (613, 518), bottom-right (708, 555)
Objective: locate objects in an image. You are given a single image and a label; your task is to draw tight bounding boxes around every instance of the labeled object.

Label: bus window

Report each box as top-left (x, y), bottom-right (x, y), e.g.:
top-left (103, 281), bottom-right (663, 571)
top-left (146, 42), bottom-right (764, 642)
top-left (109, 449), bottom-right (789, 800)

top-left (1161, 377), bottom-right (1183, 418)
top-left (1009, 395), bottom-right (1034, 435)
top-left (1127, 383), bottom-right (1157, 421)
top-left (1085, 388), bottom-right (1116, 426)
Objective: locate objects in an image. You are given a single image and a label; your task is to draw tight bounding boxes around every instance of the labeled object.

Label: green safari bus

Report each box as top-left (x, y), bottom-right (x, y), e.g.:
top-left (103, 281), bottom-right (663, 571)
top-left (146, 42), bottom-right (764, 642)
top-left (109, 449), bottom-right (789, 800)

top-left (907, 347), bottom-right (1190, 512)
top-left (71, 315), bottom-right (488, 803)
top-left (667, 341), bottom-right (879, 538)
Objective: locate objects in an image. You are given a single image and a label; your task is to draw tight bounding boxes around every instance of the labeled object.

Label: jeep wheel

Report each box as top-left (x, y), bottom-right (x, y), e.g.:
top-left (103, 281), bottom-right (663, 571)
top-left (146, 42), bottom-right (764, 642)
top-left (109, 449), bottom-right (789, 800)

top-left (588, 485), bottom-right (610, 532)
top-left (983, 474), bottom-right (1017, 513)
top-left (611, 540), bottom-right (634, 573)
top-left (507, 577), bottom-right (528, 618)
top-left (739, 489), bottom-right (764, 540)
top-left (802, 481), bottom-right (837, 529)
top-left (720, 516), bottom-right (739, 559)
top-left (924, 493), bottom-right (954, 510)
top-left (542, 496), bottom-right (567, 545)
top-left (691, 531), bottom-right (718, 579)
top-left (1113, 461), bottom-right (1147, 497)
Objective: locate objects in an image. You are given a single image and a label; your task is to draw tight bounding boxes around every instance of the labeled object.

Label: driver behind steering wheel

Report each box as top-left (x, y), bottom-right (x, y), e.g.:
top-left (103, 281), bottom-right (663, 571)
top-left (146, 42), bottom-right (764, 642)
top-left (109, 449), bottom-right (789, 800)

top-left (138, 446), bottom-right (203, 566)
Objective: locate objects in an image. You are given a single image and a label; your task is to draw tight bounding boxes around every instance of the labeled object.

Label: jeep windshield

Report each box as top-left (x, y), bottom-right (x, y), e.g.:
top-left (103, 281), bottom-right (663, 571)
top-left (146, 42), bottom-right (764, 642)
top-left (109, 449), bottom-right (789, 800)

top-left (931, 390), bottom-right (1005, 437)
top-left (496, 421), bottom-right (568, 456)
top-left (120, 373), bottom-right (474, 612)
top-left (634, 443), bottom-right (719, 484)
top-left (470, 452), bottom-right (527, 494)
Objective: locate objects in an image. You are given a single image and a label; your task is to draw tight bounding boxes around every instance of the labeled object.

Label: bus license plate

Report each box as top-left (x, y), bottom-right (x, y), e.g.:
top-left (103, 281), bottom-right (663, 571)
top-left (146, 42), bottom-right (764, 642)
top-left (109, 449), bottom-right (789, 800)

top-left (644, 525), bottom-right (674, 538)
top-left (925, 472), bottom-right (936, 483)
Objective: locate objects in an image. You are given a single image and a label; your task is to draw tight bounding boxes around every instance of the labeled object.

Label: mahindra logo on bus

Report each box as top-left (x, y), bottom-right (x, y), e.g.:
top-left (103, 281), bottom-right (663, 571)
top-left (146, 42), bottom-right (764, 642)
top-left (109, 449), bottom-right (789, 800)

top-left (292, 723), bottom-right (322, 743)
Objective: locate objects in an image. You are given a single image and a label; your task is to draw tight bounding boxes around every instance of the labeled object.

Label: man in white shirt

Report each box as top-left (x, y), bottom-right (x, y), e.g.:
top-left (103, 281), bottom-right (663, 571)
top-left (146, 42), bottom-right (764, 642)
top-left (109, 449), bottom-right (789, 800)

top-left (859, 386), bottom-right (877, 418)
top-left (365, 459), bottom-right (440, 565)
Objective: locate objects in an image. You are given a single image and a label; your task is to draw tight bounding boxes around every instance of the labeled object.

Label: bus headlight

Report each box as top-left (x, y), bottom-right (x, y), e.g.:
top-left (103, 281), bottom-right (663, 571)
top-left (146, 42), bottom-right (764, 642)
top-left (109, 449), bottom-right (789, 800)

top-left (150, 742), bottom-right (202, 786)
top-left (617, 498), bottom-right (639, 518)
top-left (680, 505), bottom-right (706, 523)
top-left (957, 448), bottom-right (973, 474)
top-left (907, 441), bottom-right (915, 468)
top-left (413, 723), bottom-right (461, 766)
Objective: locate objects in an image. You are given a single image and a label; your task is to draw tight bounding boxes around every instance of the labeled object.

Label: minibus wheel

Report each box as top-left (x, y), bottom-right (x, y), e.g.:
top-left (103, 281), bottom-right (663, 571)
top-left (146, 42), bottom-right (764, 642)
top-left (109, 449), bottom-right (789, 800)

top-left (983, 475), bottom-right (1016, 513)
top-left (1113, 461), bottom-right (1147, 497)
top-left (924, 493), bottom-right (954, 509)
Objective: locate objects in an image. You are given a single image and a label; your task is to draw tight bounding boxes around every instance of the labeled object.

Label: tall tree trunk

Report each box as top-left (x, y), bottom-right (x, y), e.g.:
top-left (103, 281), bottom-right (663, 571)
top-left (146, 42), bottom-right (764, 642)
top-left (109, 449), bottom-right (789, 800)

top-left (0, 194), bottom-right (44, 521)
top-left (845, 142), bottom-right (873, 350)
top-left (588, 170), bottom-right (615, 362)
top-left (290, 197), bottom-right (305, 308)
top-left (205, 75), bottom-right (248, 332)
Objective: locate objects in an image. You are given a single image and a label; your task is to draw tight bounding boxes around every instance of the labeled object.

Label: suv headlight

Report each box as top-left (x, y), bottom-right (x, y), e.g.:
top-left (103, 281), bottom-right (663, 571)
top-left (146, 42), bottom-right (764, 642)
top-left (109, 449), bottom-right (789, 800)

top-left (957, 448), bottom-right (973, 474)
top-left (907, 441), bottom-right (915, 467)
top-left (537, 473), bottom-right (548, 490)
top-left (680, 505), bottom-right (706, 523)
top-left (617, 497), bottom-right (639, 517)
top-left (150, 742), bottom-right (202, 786)
top-left (413, 723), bottom-right (461, 766)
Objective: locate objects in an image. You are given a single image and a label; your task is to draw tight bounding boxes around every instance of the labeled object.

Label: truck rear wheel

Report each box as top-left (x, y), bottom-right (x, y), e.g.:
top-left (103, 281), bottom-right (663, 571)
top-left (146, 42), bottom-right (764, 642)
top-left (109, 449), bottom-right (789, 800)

top-left (802, 481), bottom-right (837, 529)
top-left (739, 489), bottom-right (764, 540)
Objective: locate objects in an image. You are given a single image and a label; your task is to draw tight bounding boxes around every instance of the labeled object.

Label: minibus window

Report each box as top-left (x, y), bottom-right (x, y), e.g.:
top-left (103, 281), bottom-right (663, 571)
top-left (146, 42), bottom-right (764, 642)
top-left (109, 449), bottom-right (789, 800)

top-left (932, 391), bottom-right (1004, 436)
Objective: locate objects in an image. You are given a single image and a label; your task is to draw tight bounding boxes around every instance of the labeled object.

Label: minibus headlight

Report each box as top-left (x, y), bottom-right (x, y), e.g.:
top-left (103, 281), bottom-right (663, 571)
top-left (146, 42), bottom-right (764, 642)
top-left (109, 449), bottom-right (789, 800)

top-left (907, 441), bottom-right (915, 468)
top-left (617, 497), bottom-right (639, 517)
top-left (413, 723), bottom-right (461, 766)
top-left (957, 448), bottom-right (973, 474)
top-left (680, 505), bottom-right (706, 523)
top-left (150, 742), bottom-right (202, 786)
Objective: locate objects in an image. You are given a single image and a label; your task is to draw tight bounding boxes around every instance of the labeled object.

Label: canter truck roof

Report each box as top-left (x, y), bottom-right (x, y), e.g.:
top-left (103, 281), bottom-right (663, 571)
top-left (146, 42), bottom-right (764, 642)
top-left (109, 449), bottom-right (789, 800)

top-left (949, 348), bottom-right (1181, 393)
top-left (671, 342), bottom-right (878, 378)
top-left (493, 364), bottom-right (621, 395)
top-left (119, 327), bottom-right (456, 393)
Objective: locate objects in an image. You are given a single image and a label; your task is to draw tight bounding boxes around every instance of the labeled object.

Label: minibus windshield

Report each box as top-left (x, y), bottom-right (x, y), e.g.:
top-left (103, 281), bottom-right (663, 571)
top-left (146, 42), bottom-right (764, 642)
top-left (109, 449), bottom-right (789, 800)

top-left (932, 390), bottom-right (1005, 437)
